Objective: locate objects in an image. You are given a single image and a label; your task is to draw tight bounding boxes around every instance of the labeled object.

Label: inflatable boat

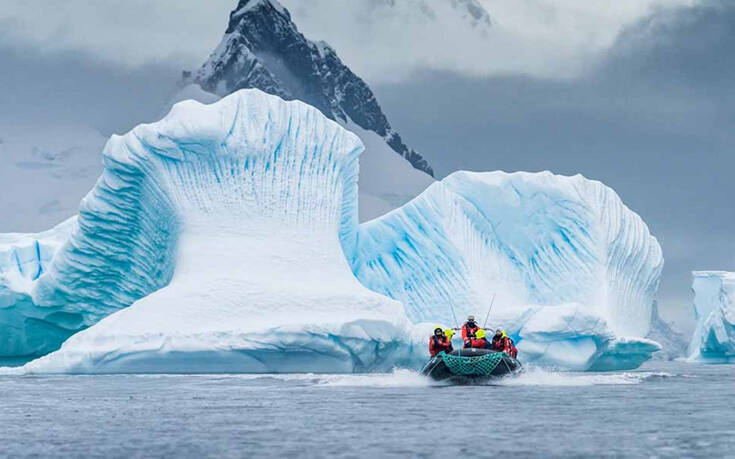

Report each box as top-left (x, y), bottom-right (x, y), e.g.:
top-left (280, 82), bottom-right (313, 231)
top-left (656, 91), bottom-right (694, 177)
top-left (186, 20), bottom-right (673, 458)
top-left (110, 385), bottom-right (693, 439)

top-left (421, 348), bottom-right (522, 382)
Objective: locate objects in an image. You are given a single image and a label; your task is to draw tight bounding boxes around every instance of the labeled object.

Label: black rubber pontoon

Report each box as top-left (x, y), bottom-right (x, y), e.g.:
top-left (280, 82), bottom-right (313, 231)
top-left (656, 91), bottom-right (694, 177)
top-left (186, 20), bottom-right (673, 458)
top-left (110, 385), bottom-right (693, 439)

top-left (421, 348), bottom-right (522, 382)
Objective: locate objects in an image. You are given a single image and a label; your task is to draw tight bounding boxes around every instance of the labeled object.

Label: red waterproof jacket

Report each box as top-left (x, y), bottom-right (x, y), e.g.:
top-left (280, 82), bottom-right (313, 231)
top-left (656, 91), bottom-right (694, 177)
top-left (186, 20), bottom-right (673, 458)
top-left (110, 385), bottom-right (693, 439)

top-left (492, 336), bottom-right (518, 358)
top-left (468, 337), bottom-right (489, 349)
top-left (429, 336), bottom-right (453, 357)
top-left (508, 339), bottom-right (518, 359)
top-left (461, 323), bottom-right (479, 343)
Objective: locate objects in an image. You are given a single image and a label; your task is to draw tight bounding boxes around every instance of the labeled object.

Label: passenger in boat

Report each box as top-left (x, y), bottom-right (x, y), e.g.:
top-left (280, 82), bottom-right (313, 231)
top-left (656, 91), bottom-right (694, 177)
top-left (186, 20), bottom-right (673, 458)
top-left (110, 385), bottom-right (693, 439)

top-left (429, 327), bottom-right (453, 357)
top-left (491, 329), bottom-right (518, 358)
top-left (466, 328), bottom-right (490, 349)
top-left (491, 329), bottom-right (506, 351)
top-left (461, 315), bottom-right (479, 345)
top-left (504, 331), bottom-right (518, 359)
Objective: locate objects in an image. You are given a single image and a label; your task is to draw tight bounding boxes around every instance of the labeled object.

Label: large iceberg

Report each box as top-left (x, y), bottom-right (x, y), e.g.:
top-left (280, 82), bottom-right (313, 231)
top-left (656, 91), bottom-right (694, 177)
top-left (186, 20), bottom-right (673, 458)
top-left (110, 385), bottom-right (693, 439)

top-left (2, 90), bottom-right (410, 373)
top-left (348, 171), bottom-right (664, 370)
top-left (687, 271), bottom-right (735, 363)
top-left (1, 89), bottom-right (664, 373)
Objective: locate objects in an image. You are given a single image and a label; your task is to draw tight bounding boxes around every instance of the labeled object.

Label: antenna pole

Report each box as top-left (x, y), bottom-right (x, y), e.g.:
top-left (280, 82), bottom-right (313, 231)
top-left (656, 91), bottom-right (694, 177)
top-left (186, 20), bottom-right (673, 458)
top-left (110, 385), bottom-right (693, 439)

top-left (483, 294), bottom-right (496, 329)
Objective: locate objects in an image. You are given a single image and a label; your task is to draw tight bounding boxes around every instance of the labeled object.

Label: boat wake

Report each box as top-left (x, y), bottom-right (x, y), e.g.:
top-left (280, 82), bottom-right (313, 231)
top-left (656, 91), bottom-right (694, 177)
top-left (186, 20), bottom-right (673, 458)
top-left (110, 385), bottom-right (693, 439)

top-left (1, 367), bottom-right (676, 389)
top-left (216, 366), bottom-right (675, 388)
top-left (494, 367), bottom-right (675, 386)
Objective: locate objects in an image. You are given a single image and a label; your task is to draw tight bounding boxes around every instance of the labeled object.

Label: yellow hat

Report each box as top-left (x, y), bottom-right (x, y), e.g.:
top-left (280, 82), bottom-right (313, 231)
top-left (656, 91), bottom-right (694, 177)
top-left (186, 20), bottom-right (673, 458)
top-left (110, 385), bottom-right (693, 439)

top-left (501, 330), bottom-right (508, 338)
top-left (475, 329), bottom-right (486, 339)
top-left (444, 329), bottom-right (455, 339)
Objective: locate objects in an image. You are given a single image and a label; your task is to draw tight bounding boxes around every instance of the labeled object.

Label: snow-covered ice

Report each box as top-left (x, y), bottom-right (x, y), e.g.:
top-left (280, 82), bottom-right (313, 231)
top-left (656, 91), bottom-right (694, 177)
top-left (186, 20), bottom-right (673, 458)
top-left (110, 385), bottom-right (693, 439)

top-left (1, 89), bottom-right (665, 373)
top-left (687, 271), bottom-right (735, 363)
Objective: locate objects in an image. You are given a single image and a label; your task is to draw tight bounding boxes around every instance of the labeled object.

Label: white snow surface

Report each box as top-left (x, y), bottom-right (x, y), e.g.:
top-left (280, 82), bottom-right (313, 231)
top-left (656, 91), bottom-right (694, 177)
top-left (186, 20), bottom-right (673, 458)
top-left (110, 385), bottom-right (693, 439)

top-left (2, 89), bottom-right (664, 373)
top-left (349, 171), bottom-right (664, 370)
top-left (687, 271), bottom-right (735, 363)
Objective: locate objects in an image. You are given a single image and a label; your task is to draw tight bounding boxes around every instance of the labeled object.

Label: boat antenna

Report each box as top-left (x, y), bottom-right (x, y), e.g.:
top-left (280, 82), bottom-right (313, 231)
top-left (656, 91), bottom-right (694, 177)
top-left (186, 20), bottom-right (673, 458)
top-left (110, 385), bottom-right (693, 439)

top-left (448, 299), bottom-right (460, 330)
top-left (483, 294), bottom-right (496, 329)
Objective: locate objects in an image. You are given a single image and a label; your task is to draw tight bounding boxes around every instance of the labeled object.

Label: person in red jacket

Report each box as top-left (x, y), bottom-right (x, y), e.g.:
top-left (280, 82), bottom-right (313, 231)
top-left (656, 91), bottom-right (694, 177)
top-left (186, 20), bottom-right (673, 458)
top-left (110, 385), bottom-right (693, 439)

top-left (429, 327), bottom-right (453, 357)
top-left (466, 328), bottom-right (490, 349)
top-left (491, 329), bottom-right (518, 358)
top-left (505, 332), bottom-right (518, 359)
top-left (461, 315), bottom-right (479, 346)
top-left (491, 329), bottom-right (506, 352)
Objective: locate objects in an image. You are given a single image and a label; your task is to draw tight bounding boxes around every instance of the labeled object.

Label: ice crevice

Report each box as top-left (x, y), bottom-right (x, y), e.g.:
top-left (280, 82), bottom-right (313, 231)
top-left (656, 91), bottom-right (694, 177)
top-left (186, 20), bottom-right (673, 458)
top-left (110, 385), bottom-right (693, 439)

top-left (0, 89), bottom-right (664, 373)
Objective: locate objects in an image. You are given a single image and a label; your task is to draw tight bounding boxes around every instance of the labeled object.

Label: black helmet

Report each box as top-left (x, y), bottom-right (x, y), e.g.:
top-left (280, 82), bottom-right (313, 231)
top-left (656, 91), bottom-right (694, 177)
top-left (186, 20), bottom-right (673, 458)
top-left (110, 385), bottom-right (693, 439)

top-left (434, 327), bottom-right (443, 335)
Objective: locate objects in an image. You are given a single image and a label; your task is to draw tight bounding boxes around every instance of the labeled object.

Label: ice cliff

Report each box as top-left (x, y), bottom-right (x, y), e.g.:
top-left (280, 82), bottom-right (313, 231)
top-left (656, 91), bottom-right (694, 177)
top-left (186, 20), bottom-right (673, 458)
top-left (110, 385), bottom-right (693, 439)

top-left (349, 171), bottom-right (664, 370)
top-left (1, 89), bottom-right (664, 373)
top-left (687, 271), bottom-right (735, 363)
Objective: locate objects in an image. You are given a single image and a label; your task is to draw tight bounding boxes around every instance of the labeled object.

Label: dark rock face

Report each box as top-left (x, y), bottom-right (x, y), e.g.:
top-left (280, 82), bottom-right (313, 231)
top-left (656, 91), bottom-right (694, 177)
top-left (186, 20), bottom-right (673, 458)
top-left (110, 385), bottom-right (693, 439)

top-left (192, 0), bottom-right (433, 176)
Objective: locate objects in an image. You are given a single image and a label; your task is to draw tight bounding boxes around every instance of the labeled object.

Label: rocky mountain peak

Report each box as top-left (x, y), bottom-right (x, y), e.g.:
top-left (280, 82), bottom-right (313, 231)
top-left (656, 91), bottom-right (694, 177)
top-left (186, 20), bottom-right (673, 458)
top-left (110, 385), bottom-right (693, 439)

top-left (190, 0), bottom-right (434, 176)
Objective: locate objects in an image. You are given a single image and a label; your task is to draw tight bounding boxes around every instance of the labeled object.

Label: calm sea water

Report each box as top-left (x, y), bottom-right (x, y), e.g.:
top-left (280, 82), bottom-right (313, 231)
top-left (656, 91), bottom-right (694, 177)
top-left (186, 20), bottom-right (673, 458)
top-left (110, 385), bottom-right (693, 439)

top-left (1, 361), bottom-right (733, 458)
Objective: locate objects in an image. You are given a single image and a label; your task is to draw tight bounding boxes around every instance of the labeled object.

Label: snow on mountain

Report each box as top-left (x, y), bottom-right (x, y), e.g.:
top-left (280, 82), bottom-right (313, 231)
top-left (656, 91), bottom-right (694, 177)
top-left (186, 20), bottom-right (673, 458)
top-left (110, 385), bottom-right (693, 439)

top-left (2, 90), bottom-right (412, 373)
top-left (0, 123), bottom-right (105, 232)
top-left (1, 90), bottom-right (665, 373)
top-left (687, 271), bottom-right (735, 363)
top-left (348, 171), bottom-right (665, 370)
top-left (186, 0), bottom-right (434, 219)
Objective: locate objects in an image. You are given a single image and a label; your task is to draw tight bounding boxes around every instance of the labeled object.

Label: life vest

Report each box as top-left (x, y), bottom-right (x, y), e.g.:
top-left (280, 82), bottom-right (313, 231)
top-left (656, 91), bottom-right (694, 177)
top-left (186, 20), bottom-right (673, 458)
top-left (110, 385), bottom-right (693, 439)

top-left (469, 337), bottom-right (489, 349)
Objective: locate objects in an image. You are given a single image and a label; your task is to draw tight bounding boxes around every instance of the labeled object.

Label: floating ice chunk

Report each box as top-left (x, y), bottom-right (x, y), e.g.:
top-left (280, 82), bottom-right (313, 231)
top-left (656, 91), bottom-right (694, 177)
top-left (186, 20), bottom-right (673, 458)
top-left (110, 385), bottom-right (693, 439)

top-left (687, 271), bottom-right (735, 363)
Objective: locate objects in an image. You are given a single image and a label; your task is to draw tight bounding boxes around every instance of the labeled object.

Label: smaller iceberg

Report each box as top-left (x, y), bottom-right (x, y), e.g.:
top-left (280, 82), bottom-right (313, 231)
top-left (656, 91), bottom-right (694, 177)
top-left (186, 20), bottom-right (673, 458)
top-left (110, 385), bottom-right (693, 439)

top-left (0, 219), bottom-right (77, 364)
top-left (687, 271), bottom-right (735, 363)
top-left (349, 170), bottom-right (664, 371)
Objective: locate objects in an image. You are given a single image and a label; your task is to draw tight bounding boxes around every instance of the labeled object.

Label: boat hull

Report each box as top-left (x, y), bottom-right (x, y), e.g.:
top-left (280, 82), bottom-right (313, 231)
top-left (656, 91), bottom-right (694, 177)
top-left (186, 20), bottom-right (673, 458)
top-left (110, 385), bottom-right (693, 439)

top-left (421, 348), bottom-right (522, 382)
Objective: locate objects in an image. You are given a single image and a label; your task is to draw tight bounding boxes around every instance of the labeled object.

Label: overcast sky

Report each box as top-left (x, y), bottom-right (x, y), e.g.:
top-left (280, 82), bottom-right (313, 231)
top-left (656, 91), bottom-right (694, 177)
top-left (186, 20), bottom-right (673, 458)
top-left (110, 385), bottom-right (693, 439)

top-left (0, 0), bottom-right (731, 330)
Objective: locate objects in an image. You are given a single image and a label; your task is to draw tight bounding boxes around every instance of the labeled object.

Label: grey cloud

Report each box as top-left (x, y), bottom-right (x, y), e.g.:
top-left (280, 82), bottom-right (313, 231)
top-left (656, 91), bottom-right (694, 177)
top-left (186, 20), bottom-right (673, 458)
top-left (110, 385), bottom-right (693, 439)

top-left (0, 44), bottom-right (181, 134)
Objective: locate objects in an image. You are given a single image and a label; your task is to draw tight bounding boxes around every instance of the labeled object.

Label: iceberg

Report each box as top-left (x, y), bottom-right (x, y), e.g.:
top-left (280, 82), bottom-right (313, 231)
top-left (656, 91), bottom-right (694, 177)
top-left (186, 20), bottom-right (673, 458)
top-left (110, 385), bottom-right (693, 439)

top-left (2, 89), bottom-right (664, 373)
top-left (348, 171), bottom-right (664, 370)
top-left (0, 218), bottom-right (77, 364)
top-left (687, 271), bottom-right (735, 363)
top-left (3, 89), bottom-right (410, 373)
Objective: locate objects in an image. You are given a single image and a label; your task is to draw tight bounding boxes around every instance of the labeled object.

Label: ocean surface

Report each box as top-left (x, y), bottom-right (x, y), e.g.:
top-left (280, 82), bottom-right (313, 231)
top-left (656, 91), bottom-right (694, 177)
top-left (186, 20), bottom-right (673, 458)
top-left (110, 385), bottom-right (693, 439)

top-left (1, 361), bottom-right (733, 458)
